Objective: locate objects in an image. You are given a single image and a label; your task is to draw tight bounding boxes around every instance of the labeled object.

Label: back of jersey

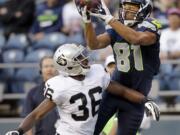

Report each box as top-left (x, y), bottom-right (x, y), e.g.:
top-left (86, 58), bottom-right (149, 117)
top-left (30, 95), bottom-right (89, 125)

top-left (44, 64), bottom-right (110, 135)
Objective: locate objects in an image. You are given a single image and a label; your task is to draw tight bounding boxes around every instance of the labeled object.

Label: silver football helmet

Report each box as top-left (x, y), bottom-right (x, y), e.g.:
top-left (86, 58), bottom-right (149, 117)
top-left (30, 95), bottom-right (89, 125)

top-left (53, 43), bottom-right (90, 76)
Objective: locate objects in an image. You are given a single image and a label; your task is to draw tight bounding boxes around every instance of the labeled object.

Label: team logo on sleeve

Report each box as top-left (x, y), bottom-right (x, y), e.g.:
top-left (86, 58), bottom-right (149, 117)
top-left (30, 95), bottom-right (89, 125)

top-left (57, 56), bottom-right (67, 66)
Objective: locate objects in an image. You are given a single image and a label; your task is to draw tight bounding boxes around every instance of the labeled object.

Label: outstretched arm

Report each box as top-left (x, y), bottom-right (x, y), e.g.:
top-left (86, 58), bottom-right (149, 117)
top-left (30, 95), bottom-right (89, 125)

top-left (6, 99), bottom-right (56, 135)
top-left (107, 80), bottom-right (160, 121)
top-left (108, 19), bottom-right (157, 45)
top-left (107, 80), bottom-right (146, 104)
top-left (79, 6), bottom-right (111, 50)
top-left (85, 23), bottom-right (111, 50)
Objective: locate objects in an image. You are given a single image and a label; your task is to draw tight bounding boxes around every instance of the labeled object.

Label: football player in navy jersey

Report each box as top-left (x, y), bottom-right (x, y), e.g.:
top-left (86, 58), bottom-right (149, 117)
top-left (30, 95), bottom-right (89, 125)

top-left (76, 0), bottom-right (161, 134)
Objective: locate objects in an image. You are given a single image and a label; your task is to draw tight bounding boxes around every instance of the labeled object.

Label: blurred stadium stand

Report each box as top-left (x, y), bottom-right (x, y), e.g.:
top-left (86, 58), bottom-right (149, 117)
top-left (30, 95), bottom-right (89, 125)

top-left (0, 34), bottom-right (5, 49)
top-left (32, 33), bottom-right (67, 50)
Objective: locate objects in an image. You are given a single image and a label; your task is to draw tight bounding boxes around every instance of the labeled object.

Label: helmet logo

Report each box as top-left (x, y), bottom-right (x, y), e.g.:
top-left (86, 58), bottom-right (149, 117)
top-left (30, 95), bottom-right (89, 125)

top-left (57, 56), bottom-right (67, 66)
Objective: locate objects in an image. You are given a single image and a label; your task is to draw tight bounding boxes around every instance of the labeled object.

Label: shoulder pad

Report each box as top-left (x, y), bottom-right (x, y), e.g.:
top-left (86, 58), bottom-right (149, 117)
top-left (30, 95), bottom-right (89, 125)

top-left (150, 19), bottom-right (162, 29)
top-left (89, 64), bottom-right (106, 78)
top-left (139, 18), bottom-right (162, 31)
top-left (46, 75), bottom-right (66, 90)
top-left (90, 64), bottom-right (105, 72)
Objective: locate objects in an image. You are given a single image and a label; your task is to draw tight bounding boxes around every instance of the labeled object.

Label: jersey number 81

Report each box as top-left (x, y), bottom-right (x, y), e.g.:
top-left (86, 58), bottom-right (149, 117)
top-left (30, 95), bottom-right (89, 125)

top-left (113, 43), bottom-right (144, 72)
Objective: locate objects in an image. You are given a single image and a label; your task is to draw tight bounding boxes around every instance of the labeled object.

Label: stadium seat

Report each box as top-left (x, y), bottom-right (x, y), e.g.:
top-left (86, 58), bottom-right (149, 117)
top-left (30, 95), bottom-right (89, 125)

top-left (159, 64), bottom-right (180, 90)
top-left (2, 49), bottom-right (24, 63)
top-left (24, 48), bottom-right (53, 62)
top-left (32, 33), bottom-right (67, 50)
top-left (12, 57), bottom-right (41, 93)
top-left (15, 68), bottom-right (40, 82)
top-left (0, 0), bottom-right (7, 3)
top-left (2, 49), bottom-right (24, 78)
top-left (0, 34), bottom-right (5, 49)
top-left (67, 33), bottom-right (84, 45)
top-left (172, 66), bottom-right (180, 89)
top-left (4, 34), bottom-right (29, 50)
top-left (2, 49), bottom-right (25, 93)
top-left (13, 68), bottom-right (40, 93)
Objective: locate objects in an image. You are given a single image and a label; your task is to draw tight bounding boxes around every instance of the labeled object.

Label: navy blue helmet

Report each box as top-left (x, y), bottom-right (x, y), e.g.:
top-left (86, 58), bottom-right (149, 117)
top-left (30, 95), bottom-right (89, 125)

top-left (119, 0), bottom-right (153, 26)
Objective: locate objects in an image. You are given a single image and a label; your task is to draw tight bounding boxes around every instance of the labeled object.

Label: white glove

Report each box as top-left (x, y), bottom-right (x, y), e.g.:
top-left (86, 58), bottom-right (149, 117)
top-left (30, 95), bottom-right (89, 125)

top-left (5, 130), bottom-right (20, 135)
top-left (81, 6), bottom-right (91, 23)
top-left (90, 0), bottom-right (114, 24)
top-left (145, 100), bottom-right (160, 121)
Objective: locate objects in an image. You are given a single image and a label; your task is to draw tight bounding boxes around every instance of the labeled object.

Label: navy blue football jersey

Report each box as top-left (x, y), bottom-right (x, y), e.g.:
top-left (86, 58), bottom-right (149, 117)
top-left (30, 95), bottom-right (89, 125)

top-left (107, 18), bottom-right (161, 76)
top-left (93, 19), bottom-right (162, 135)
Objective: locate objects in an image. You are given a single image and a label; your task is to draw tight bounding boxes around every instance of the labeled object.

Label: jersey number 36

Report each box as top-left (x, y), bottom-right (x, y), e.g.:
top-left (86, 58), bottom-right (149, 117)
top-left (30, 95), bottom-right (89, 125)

top-left (70, 86), bottom-right (102, 121)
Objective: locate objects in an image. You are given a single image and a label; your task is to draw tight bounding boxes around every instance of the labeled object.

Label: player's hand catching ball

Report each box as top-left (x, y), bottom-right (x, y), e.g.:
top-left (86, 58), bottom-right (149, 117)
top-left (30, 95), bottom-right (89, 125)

top-left (90, 0), bottom-right (114, 24)
top-left (81, 6), bottom-right (91, 23)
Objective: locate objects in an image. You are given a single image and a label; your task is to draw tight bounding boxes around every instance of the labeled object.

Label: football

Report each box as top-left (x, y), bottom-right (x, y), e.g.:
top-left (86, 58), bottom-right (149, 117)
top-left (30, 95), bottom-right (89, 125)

top-left (74, 0), bottom-right (102, 13)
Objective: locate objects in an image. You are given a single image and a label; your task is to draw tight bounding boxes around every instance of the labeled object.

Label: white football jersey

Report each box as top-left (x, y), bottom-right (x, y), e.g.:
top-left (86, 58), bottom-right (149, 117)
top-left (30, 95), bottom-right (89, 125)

top-left (44, 64), bottom-right (110, 135)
